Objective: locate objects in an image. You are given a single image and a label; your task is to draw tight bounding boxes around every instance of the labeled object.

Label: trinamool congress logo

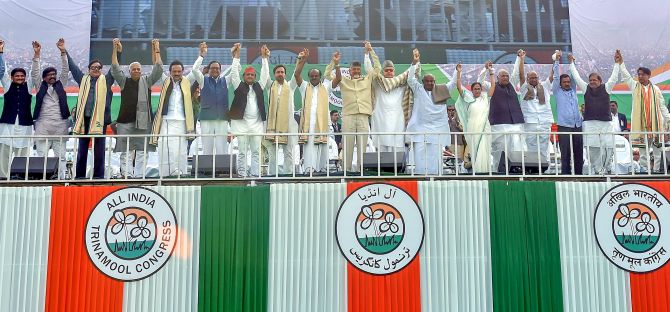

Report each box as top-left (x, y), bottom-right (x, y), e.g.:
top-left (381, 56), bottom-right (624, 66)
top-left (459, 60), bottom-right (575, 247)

top-left (336, 183), bottom-right (424, 275)
top-left (594, 183), bottom-right (670, 273)
top-left (85, 187), bottom-right (178, 281)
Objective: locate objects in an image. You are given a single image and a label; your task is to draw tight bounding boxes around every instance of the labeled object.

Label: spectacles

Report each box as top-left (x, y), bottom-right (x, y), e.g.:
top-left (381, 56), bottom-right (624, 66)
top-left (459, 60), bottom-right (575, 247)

top-left (90, 65), bottom-right (102, 70)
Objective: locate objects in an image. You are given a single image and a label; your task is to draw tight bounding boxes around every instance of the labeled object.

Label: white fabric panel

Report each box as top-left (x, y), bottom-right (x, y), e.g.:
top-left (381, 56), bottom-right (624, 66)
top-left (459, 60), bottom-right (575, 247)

top-left (0, 187), bottom-right (52, 312)
top-left (268, 183), bottom-right (347, 312)
top-left (418, 181), bottom-right (493, 312)
top-left (123, 186), bottom-right (201, 312)
top-left (556, 182), bottom-right (631, 312)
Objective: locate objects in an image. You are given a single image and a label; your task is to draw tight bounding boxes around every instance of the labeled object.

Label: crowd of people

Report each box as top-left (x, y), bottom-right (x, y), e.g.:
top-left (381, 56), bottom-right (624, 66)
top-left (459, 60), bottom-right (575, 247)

top-left (0, 38), bottom-right (668, 179)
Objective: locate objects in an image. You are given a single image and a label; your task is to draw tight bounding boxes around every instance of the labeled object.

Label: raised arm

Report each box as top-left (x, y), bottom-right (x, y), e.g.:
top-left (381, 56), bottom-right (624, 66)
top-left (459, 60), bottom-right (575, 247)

top-left (478, 61), bottom-right (492, 91)
top-left (617, 50), bottom-right (636, 90)
top-left (148, 39), bottom-right (165, 85)
top-left (224, 43), bottom-right (242, 88)
top-left (364, 41), bottom-right (382, 79)
top-left (455, 63), bottom-right (463, 96)
top-left (552, 51), bottom-right (561, 91)
top-left (604, 51), bottom-right (621, 93)
top-left (57, 39), bottom-right (69, 86)
top-left (512, 50), bottom-right (524, 86)
top-left (110, 38), bottom-right (127, 89)
top-left (259, 44), bottom-right (271, 90)
top-left (293, 48), bottom-right (308, 88)
top-left (186, 42), bottom-right (205, 84)
top-left (407, 48), bottom-right (421, 92)
top-left (567, 54), bottom-right (587, 91)
top-left (486, 63), bottom-right (495, 97)
top-left (326, 52), bottom-right (342, 89)
top-left (0, 41), bottom-right (8, 88)
top-left (31, 41), bottom-right (41, 88)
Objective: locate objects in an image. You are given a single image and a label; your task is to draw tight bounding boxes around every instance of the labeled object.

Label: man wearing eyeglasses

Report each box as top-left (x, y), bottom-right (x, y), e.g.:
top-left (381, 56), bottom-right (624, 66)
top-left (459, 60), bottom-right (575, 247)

top-left (64, 39), bottom-right (115, 179)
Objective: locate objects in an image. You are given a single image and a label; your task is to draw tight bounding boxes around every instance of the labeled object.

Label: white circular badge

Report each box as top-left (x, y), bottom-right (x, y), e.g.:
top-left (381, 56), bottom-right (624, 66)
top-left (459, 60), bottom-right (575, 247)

top-left (594, 183), bottom-right (670, 273)
top-left (85, 187), bottom-right (178, 281)
top-left (336, 183), bottom-right (424, 275)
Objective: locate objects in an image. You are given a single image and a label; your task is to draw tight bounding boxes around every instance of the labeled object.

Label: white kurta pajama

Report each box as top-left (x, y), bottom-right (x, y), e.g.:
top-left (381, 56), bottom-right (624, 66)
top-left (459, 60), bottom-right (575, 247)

top-left (511, 56), bottom-right (554, 162)
top-left (261, 58), bottom-right (299, 175)
top-left (157, 56), bottom-right (202, 176)
top-left (571, 62), bottom-right (619, 174)
top-left (365, 55), bottom-right (407, 151)
top-left (299, 82), bottom-right (333, 173)
top-left (406, 63), bottom-right (451, 175)
top-left (230, 61), bottom-right (269, 177)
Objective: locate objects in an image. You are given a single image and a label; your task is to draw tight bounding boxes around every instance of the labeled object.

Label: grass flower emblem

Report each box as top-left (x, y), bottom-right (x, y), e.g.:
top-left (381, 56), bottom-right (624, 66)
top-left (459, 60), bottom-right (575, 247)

top-left (617, 204), bottom-right (640, 227)
top-left (130, 216), bottom-right (152, 239)
top-left (360, 205), bottom-right (383, 230)
top-left (111, 210), bottom-right (137, 235)
top-left (379, 212), bottom-right (399, 233)
top-left (636, 212), bottom-right (656, 234)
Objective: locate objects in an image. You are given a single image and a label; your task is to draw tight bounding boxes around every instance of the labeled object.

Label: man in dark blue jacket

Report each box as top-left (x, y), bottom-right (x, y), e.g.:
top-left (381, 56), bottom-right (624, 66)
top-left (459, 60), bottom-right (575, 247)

top-left (63, 39), bottom-right (115, 179)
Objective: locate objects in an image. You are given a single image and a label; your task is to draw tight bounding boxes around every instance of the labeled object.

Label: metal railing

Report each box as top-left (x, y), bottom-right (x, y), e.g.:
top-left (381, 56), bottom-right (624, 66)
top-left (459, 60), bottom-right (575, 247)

top-left (90, 0), bottom-right (571, 45)
top-left (0, 130), bottom-right (668, 184)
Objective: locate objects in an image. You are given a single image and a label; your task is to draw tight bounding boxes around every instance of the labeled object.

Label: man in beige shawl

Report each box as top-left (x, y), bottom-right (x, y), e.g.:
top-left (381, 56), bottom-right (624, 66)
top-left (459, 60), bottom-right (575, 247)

top-left (296, 50), bottom-right (336, 173)
top-left (260, 45), bottom-right (299, 175)
top-left (618, 50), bottom-right (670, 173)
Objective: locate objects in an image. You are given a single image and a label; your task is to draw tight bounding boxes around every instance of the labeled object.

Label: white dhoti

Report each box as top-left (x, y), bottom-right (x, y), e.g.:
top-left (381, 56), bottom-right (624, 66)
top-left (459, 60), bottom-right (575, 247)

top-left (303, 136), bottom-right (329, 173)
top-left (411, 141), bottom-right (442, 175)
top-left (231, 119), bottom-right (264, 177)
top-left (157, 119), bottom-right (188, 176)
top-left (490, 124), bottom-right (524, 172)
top-left (523, 122), bottom-right (551, 161)
top-left (637, 139), bottom-right (664, 173)
top-left (200, 119), bottom-right (229, 155)
top-left (583, 120), bottom-right (615, 174)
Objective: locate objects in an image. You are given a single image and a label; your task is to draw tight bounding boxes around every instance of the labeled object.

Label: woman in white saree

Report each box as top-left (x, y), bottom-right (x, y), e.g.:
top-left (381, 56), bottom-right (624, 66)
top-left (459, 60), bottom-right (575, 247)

top-left (454, 63), bottom-right (494, 173)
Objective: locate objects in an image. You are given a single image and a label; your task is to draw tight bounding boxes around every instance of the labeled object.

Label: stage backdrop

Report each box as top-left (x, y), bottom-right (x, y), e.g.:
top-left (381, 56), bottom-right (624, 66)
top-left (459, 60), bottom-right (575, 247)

top-left (0, 0), bottom-right (92, 73)
top-left (2, 181), bottom-right (670, 311)
top-left (569, 0), bottom-right (670, 95)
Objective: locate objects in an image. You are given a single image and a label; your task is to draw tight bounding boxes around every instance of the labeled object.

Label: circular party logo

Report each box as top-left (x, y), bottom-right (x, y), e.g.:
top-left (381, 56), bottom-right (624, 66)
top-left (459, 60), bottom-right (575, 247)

top-left (85, 187), bottom-right (178, 281)
top-left (336, 183), bottom-right (424, 275)
top-left (594, 183), bottom-right (670, 273)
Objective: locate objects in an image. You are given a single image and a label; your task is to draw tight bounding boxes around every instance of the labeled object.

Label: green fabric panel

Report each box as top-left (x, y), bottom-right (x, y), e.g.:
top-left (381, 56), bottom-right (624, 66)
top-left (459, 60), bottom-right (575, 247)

top-left (488, 181), bottom-right (564, 312)
top-left (198, 185), bottom-right (270, 312)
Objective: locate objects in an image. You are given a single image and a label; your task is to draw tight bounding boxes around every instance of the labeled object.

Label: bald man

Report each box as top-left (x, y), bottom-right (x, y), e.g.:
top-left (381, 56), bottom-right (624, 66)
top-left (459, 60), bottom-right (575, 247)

top-left (479, 61), bottom-right (525, 172)
top-left (110, 38), bottom-right (164, 178)
top-left (511, 49), bottom-right (554, 164)
top-left (406, 49), bottom-right (451, 175)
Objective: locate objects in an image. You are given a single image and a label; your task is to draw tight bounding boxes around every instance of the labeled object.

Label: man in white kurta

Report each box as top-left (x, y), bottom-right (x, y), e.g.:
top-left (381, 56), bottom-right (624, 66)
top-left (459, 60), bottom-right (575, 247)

top-left (406, 50), bottom-right (451, 175)
top-left (511, 50), bottom-right (553, 162)
top-left (228, 50), bottom-right (269, 177)
top-left (153, 45), bottom-right (204, 176)
top-left (365, 46), bottom-right (407, 152)
top-left (568, 53), bottom-right (619, 174)
top-left (295, 49), bottom-right (334, 173)
top-left (260, 46), bottom-right (299, 175)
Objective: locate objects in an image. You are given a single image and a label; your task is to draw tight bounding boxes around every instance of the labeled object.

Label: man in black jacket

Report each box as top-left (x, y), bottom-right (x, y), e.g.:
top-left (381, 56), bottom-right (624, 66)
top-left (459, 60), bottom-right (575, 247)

top-left (0, 41), bottom-right (34, 178)
top-left (31, 39), bottom-right (70, 179)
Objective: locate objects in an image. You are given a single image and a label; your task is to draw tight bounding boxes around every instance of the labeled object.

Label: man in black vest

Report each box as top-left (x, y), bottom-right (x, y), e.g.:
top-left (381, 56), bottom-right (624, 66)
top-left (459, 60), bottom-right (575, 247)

top-left (480, 61), bottom-right (525, 173)
top-left (0, 41), bottom-right (34, 178)
top-left (31, 39), bottom-right (70, 179)
top-left (228, 45), bottom-right (268, 177)
top-left (568, 52), bottom-right (620, 174)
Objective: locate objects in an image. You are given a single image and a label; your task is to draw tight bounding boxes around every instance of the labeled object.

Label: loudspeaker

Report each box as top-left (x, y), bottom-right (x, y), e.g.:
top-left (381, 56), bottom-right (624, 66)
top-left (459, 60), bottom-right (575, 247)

top-left (506, 151), bottom-right (549, 173)
top-left (193, 154), bottom-right (237, 175)
top-left (10, 157), bottom-right (58, 180)
top-left (362, 152), bottom-right (405, 172)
